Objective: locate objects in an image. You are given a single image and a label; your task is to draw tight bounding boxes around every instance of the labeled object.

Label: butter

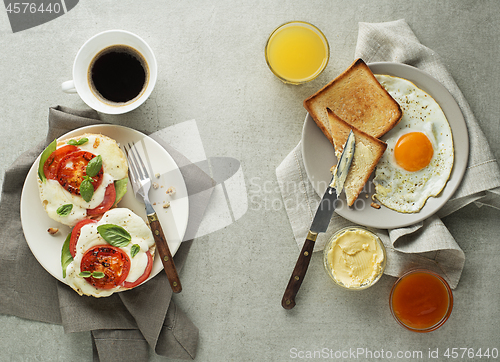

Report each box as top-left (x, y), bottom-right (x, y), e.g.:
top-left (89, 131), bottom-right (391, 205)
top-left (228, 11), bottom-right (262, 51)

top-left (351, 141), bottom-right (373, 170)
top-left (325, 228), bottom-right (385, 288)
top-left (330, 132), bottom-right (355, 194)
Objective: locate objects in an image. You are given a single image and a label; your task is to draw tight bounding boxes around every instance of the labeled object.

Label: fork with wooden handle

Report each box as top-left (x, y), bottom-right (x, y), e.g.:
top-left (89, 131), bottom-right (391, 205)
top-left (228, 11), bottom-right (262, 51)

top-left (123, 143), bottom-right (182, 293)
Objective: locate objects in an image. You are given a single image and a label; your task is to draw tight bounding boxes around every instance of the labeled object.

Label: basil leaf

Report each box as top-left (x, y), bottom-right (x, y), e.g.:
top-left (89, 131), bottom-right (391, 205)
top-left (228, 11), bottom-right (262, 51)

top-left (86, 155), bottom-right (102, 177)
top-left (56, 204), bottom-right (73, 216)
top-left (67, 137), bottom-right (88, 146)
top-left (97, 224), bottom-right (131, 247)
top-left (79, 270), bottom-right (105, 279)
top-left (131, 244), bottom-right (140, 258)
top-left (79, 271), bottom-right (91, 278)
top-left (80, 176), bottom-right (94, 202)
top-left (61, 232), bottom-right (73, 279)
top-left (92, 271), bottom-right (105, 279)
top-left (113, 178), bottom-right (128, 207)
top-left (38, 139), bottom-right (57, 182)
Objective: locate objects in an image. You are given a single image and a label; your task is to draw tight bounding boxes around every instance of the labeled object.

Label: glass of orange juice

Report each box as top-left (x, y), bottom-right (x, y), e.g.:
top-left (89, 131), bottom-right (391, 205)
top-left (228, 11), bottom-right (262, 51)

top-left (265, 21), bottom-right (329, 84)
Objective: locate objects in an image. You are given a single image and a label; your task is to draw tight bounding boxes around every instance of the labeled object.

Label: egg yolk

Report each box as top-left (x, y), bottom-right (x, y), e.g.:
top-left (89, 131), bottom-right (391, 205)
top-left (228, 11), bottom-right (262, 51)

top-left (394, 132), bottom-right (434, 172)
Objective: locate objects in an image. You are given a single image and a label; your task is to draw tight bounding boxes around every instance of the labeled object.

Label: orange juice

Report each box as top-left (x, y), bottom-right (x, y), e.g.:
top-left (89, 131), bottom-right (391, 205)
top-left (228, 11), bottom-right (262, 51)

top-left (390, 270), bottom-right (453, 332)
top-left (265, 21), bottom-right (329, 84)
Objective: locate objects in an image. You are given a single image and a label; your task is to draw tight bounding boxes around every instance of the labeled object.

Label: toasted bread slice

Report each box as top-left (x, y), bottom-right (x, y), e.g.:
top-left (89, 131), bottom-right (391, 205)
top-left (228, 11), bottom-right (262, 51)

top-left (327, 108), bottom-right (387, 206)
top-left (304, 58), bottom-right (402, 140)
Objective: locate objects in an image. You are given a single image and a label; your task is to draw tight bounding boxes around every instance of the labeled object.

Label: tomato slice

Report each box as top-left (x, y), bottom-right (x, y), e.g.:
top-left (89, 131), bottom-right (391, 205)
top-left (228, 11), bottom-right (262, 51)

top-left (87, 182), bottom-right (116, 217)
top-left (57, 150), bottom-right (103, 195)
top-left (43, 145), bottom-right (78, 180)
top-left (80, 245), bottom-right (130, 289)
top-left (122, 250), bottom-right (153, 289)
top-left (70, 219), bottom-right (97, 258)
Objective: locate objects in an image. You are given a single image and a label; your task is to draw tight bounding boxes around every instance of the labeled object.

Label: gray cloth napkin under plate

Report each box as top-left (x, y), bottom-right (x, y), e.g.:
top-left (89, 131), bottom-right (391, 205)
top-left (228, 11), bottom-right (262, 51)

top-left (276, 19), bottom-right (500, 289)
top-left (0, 106), bottom-right (214, 361)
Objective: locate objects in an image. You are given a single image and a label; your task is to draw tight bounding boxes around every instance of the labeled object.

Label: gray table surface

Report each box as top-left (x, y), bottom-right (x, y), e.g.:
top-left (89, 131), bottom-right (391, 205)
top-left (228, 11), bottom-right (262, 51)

top-left (1, 1), bottom-right (500, 361)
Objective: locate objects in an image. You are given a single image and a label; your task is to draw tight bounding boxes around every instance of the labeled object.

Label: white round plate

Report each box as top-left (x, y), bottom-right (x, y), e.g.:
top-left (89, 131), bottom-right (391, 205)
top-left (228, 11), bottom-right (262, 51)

top-left (301, 62), bottom-right (469, 229)
top-left (21, 124), bottom-right (189, 286)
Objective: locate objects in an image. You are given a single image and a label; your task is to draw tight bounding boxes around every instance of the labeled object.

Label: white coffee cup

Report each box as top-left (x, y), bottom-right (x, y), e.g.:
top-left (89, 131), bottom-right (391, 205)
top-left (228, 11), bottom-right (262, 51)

top-left (61, 30), bottom-right (157, 114)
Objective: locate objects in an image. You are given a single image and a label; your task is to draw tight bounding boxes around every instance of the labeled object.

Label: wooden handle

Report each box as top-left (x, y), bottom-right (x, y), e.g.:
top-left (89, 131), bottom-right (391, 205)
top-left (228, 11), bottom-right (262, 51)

top-left (148, 214), bottom-right (182, 293)
top-left (281, 232), bottom-right (317, 309)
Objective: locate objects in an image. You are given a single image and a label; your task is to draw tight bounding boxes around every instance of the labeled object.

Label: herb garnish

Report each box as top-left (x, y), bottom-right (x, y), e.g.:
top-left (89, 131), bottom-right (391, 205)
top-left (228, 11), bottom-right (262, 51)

top-left (97, 224), bottom-right (131, 247)
top-left (79, 271), bottom-right (105, 279)
top-left (56, 204), bottom-right (73, 216)
top-left (67, 137), bottom-right (88, 146)
top-left (37, 139), bottom-right (57, 182)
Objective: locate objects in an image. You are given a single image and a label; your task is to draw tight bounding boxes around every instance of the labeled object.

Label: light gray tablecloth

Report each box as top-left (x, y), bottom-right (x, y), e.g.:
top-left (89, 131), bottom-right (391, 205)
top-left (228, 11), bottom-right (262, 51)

top-left (0, 106), bottom-right (214, 361)
top-left (276, 19), bottom-right (500, 289)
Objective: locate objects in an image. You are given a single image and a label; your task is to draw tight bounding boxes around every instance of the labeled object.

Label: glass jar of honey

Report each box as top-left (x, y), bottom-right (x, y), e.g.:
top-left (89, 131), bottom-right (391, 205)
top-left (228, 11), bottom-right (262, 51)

top-left (390, 269), bottom-right (453, 332)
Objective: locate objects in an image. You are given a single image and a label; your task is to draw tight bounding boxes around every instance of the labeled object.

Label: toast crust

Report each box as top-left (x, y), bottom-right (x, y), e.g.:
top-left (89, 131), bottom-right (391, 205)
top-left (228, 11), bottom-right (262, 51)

top-left (304, 58), bottom-right (402, 140)
top-left (327, 108), bottom-right (387, 206)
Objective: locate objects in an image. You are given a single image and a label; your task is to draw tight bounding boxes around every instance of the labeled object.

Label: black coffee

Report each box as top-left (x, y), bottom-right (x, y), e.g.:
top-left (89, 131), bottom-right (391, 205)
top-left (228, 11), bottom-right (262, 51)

top-left (89, 45), bottom-right (148, 103)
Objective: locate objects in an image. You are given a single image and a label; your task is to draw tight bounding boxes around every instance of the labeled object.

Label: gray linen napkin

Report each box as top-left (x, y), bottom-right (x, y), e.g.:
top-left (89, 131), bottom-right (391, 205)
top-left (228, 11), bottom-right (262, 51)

top-left (276, 19), bottom-right (500, 289)
top-left (0, 106), bottom-right (214, 361)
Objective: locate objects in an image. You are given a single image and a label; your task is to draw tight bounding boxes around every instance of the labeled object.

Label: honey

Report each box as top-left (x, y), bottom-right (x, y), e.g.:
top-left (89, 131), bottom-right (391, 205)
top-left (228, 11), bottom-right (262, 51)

top-left (390, 270), bottom-right (453, 332)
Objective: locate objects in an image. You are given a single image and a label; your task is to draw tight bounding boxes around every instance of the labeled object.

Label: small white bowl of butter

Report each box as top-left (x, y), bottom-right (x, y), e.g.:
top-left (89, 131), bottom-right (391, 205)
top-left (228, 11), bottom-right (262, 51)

top-left (323, 226), bottom-right (386, 290)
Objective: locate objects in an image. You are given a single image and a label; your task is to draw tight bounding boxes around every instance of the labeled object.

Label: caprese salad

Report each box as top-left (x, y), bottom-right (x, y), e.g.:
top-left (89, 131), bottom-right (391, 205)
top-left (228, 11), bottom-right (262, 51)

top-left (37, 133), bottom-right (128, 226)
top-left (62, 208), bottom-right (155, 297)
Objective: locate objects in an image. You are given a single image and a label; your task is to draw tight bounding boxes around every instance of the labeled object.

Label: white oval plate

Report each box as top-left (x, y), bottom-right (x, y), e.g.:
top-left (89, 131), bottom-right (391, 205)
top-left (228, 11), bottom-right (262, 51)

top-left (301, 62), bottom-right (469, 229)
top-left (20, 124), bottom-right (189, 286)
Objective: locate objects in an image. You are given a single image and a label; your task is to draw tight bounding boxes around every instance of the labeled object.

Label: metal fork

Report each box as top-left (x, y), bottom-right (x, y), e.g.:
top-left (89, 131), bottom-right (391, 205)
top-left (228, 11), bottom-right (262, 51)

top-left (123, 143), bottom-right (182, 293)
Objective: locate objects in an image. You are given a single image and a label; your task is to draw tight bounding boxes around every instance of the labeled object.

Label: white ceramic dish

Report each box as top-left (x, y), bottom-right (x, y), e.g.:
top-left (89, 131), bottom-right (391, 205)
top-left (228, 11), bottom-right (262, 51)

top-left (301, 62), bottom-right (469, 229)
top-left (20, 124), bottom-right (189, 286)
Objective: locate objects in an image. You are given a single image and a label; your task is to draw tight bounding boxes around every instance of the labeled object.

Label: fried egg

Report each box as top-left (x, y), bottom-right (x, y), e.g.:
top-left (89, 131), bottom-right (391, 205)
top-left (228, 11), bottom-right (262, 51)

top-left (37, 133), bottom-right (128, 226)
top-left (65, 208), bottom-right (155, 297)
top-left (373, 75), bottom-right (454, 213)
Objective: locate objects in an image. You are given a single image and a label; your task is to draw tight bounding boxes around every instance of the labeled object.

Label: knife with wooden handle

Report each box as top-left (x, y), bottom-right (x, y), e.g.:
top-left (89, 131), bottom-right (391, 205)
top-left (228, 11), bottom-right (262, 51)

top-left (282, 130), bottom-right (355, 309)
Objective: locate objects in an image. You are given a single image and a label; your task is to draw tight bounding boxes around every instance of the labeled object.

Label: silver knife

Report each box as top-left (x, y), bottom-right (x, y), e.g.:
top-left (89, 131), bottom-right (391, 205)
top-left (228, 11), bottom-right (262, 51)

top-left (282, 130), bottom-right (355, 309)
